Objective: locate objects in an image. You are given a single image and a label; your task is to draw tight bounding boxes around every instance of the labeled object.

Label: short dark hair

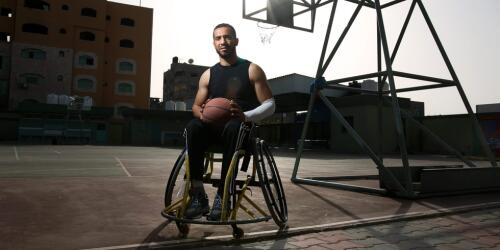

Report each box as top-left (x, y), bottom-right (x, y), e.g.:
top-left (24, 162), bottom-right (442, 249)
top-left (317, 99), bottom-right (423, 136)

top-left (213, 23), bottom-right (237, 38)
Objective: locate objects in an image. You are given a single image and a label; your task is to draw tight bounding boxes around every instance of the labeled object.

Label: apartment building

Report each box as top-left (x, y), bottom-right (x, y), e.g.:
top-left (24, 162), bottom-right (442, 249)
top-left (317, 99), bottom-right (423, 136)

top-left (0, 0), bottom-right (152, 111)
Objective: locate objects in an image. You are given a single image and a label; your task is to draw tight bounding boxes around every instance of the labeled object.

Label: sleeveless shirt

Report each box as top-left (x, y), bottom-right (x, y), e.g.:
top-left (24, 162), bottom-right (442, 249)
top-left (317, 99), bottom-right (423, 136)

top-left (208, 58), bottom-right (259, 112)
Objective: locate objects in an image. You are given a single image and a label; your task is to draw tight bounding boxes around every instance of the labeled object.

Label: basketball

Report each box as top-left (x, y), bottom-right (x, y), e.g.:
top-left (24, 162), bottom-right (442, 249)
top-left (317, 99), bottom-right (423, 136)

top-left (201, 98), bottom-right (236, 126)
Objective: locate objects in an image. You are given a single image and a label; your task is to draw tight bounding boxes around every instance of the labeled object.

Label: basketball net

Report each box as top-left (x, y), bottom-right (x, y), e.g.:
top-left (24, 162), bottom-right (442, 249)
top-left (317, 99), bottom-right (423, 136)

top-left (257, 22), bottom-right (278, 45)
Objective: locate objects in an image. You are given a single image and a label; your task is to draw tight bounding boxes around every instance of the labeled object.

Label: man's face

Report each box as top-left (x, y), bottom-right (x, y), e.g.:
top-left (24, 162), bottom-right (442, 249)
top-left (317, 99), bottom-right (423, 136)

top-left (213, 27), bottom-right (238, 59)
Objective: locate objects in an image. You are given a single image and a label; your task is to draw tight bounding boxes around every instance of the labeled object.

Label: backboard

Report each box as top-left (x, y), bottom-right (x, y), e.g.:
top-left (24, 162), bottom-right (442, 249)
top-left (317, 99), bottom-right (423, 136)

top-left (243, 0), bottom-right (332, 32)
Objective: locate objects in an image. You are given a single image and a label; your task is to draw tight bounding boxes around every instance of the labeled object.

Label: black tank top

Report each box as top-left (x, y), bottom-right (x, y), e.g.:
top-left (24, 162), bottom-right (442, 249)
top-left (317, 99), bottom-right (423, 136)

top-left (208, 59), bottom-right (259, 111)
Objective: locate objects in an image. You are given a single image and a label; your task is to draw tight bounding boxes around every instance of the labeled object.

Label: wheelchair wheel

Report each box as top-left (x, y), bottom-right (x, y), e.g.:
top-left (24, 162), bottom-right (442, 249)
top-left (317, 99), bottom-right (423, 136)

top-left (164, 148), bottom-right (187, 207)
top-left (255, 139), bottom-right (288, 228)
top-left (164, 148), bottom-right (190, 235)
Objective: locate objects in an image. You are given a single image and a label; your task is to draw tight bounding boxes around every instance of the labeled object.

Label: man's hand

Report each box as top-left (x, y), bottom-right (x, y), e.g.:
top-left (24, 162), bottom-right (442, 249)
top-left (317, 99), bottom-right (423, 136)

top-left (229, 100), bottom-right (245, 121)
top-left (199, 98), bottom-right (211, 120)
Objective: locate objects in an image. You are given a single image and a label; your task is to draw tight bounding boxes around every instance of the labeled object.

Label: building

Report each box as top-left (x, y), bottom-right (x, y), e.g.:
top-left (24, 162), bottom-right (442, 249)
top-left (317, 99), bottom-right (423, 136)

top-left (163, 57), bottom-right (208, 110)
top-left (0, 0), bottom-right (153, 111)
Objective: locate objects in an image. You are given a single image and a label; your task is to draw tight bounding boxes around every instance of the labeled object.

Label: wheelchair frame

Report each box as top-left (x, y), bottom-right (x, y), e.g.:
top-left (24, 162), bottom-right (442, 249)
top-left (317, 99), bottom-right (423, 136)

top-left (161, 123), bottom-right (287, 239)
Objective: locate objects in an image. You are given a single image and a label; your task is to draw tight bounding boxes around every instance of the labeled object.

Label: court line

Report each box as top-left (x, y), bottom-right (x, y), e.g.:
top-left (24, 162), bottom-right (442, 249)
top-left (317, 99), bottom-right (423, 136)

top-left (79, 201), bottom-right (500, 250)
top-left (114, 157), bottom-right (132, 177)
top-left (54, 150), bottom-right (61, 155)
top-left (13, 146), bottom-right (19, 160)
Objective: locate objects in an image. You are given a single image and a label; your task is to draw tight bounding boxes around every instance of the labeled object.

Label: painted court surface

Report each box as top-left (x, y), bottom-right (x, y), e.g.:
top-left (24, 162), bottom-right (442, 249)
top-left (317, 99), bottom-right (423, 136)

top-left (0, 145), bottom-right (499, 250)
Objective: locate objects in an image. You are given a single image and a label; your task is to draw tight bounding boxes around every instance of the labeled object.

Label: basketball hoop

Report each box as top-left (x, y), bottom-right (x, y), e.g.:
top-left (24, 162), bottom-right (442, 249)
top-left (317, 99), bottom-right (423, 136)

top-left (257, 22), bottom-right (278, 45)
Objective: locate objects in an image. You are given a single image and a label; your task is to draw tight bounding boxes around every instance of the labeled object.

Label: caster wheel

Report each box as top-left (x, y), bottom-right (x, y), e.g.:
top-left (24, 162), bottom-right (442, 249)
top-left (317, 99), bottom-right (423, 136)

top-left (177, 223), bottom-right (190, 237)
top-left (232, 227), bottom-right (244, 239)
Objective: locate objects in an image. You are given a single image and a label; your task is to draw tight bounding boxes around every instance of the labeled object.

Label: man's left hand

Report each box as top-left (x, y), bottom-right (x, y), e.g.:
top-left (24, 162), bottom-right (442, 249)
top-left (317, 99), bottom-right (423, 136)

top-left (229, 100), bottom-right (245, 121)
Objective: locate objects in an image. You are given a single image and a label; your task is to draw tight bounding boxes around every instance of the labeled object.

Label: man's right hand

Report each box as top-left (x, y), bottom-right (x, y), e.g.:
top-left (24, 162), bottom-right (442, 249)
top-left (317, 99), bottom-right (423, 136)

top-left (199, 98), bottom-right (211, 120)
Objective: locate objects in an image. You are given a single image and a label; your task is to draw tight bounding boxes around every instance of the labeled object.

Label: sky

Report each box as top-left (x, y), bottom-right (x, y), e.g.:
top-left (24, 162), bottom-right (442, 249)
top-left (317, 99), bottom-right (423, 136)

top-left (111, 0), bottom-right (500, 115)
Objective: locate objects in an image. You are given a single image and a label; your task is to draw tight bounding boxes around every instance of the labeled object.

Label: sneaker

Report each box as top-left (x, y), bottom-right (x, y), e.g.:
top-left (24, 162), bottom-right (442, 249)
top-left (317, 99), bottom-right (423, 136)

top-left (184, 192), bottom-right (209, 219)
top-left (207, 194), bottom-right (228, 221)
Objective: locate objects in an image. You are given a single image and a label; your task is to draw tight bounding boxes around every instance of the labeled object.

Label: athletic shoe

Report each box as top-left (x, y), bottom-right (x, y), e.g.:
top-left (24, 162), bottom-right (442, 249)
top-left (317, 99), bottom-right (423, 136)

top-left (207, 193), bottom-right (228, 221)
top-left (184, 192), bottom-right (209, 219)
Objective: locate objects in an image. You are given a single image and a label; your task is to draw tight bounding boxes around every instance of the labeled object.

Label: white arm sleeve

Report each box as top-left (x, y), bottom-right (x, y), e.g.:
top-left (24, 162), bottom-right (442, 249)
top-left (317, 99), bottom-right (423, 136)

top-left (244, 98), bottom-right (276, 122)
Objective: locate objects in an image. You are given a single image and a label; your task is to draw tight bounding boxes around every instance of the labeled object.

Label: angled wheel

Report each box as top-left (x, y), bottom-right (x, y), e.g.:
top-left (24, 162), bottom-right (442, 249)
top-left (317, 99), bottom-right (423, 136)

top-left (164, 148), bottom-right (188, 207)
top-left (164, 148), bottom-right (191, 234)
top-left (255, 139), bottom-right (288, 228)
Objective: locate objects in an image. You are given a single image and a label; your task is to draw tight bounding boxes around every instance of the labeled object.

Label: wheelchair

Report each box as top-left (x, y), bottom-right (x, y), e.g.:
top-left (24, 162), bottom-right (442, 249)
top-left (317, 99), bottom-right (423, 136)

top-left (161, 123), bottom-right (287, 239)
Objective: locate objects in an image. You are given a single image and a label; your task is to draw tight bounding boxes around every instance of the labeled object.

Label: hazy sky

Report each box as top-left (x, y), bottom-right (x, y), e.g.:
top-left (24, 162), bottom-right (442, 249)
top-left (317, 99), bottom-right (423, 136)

top-left (111, 0), bottom-right (500, 115)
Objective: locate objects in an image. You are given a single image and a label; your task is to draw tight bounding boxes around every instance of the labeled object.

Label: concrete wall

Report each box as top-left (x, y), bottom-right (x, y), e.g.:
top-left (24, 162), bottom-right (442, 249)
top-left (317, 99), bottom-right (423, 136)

top-left (420, 115), bottom-right (481, 155)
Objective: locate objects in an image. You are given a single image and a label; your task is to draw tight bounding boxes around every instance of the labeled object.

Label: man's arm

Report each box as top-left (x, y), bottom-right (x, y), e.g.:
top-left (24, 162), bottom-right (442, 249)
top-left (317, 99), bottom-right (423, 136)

top-left (245, 63), bottom-right (275, 122)
top-left (192, 69), bottom-right (210, 118)
top-left (249, 63), bottom-right (273, 102)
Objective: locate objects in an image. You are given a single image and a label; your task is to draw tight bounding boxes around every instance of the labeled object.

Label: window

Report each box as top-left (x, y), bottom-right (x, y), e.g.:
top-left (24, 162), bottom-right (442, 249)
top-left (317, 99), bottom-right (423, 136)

top-left (79, 31), bottom-right (95, 41)
top-left (115, 81), bottom-right (135, 96)
top-left (24, 0), bottom-right (50, 11)
top-left (106, 15), bottom-right (110, 21)
top-left (0, 32), bottom-right (11, 43)
top-left (75, 52), bottom-right (97, 68)
top-left (119, 39), bottom-right (134, 48)
top-left (59, 51), bottom-right (65, 57)
top-left (1, 8), bottom-right (13, 17)
top-left (105, 37), bottom-right (109, 43)
top-left (74, 75), bottom-right (96, 92)
top-left (59, 28), bottom-right (66, 34)
top-left (116, 58), bottom-right (136, 74)
top-left (0, 56), bottom-right (3, 70)
top-left (119, 61), bottom-right (133, 72)
top-left (19, 73), bottom-right (45, 86)
top-left (114, 103), bottom-right (134, 117)
top-left (22, 23), bottom-right (48, 35)
top-left (57, 75), bottom-right (63, 81)
top-left (81, 8), bottom-right (96, 17)
top-left (120, 18), bottom-right (135, 27)
top-left (61, 4), bottom-right (69, 11)
top-left (78, 55), bottom-right (94, 66)
top-left (21, 48), bottom-right (46, 60)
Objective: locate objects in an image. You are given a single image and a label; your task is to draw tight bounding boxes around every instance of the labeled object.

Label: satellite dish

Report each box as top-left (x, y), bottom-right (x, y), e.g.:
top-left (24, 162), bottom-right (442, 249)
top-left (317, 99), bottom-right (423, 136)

top-left (188, 58), bottom-right (194, 64)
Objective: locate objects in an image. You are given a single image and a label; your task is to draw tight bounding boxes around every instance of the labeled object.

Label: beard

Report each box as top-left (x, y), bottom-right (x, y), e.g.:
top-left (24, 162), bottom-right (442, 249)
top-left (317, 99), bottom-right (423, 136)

top-left (216, 46), bottom-right (235, 59)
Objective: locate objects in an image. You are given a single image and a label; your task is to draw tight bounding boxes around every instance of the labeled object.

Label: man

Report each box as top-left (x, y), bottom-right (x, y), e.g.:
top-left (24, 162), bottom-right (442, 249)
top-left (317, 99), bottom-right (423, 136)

top-left (184, 23), bottom-right (276, 220)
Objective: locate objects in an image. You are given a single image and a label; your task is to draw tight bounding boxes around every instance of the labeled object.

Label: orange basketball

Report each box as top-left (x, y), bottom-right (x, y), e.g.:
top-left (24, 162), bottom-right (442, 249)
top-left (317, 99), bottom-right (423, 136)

top-left (201, 98), bottom-right (234, 126)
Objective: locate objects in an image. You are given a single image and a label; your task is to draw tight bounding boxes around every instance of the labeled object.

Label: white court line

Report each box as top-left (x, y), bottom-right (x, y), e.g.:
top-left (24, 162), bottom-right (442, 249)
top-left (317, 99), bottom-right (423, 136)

top-left (54, 150), bottom-right (61, 155)
top-left (114, 157), bottom-right (131, 177)
top-left (80, 201), bottom-right (500, 250)
top-left (13, 146), bottom-right (19, 160)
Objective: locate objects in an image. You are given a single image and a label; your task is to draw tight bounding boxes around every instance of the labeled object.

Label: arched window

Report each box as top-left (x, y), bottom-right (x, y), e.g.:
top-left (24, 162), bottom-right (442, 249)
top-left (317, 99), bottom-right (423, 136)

top-left (114, 103), bottom-right (134, 117)
top-left (61, 4), bottom-right (69, 11)
top-left (81, 7), bottom-right (96, 17)
top-left (21, 48), bottom-right (46, 60)
top-left (19, 73), bottom-right (45, 86)
top-left (59, 28), bottom-right (67, 34)
top-left (115, 81), bottom-right (135, 96)
top-left (74, 75), bottom-right (96, 92)
top-left (119, 39), bottom-right (134, 48)
top-left (24, 0), bottom-right (50, 11)
top-left (120, 18), bottom-right (135, 27)
top-left (22, 23), bottom-right (48, 35)
top-left (75, 52), bottom-right (97, 69)
top-left (78, 55), bottom-right (94, 66)
top-left (79, 31), bottom-right (95, 41)
top-left (119, 61), bottom-right (133, 72)
top-left (116, 58), bottom-right (136, 74)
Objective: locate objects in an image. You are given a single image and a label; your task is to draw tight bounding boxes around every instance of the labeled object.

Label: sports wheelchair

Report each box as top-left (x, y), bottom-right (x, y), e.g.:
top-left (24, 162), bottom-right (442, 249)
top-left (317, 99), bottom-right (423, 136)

top-left (161, 123), bottom-right (287, 239)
